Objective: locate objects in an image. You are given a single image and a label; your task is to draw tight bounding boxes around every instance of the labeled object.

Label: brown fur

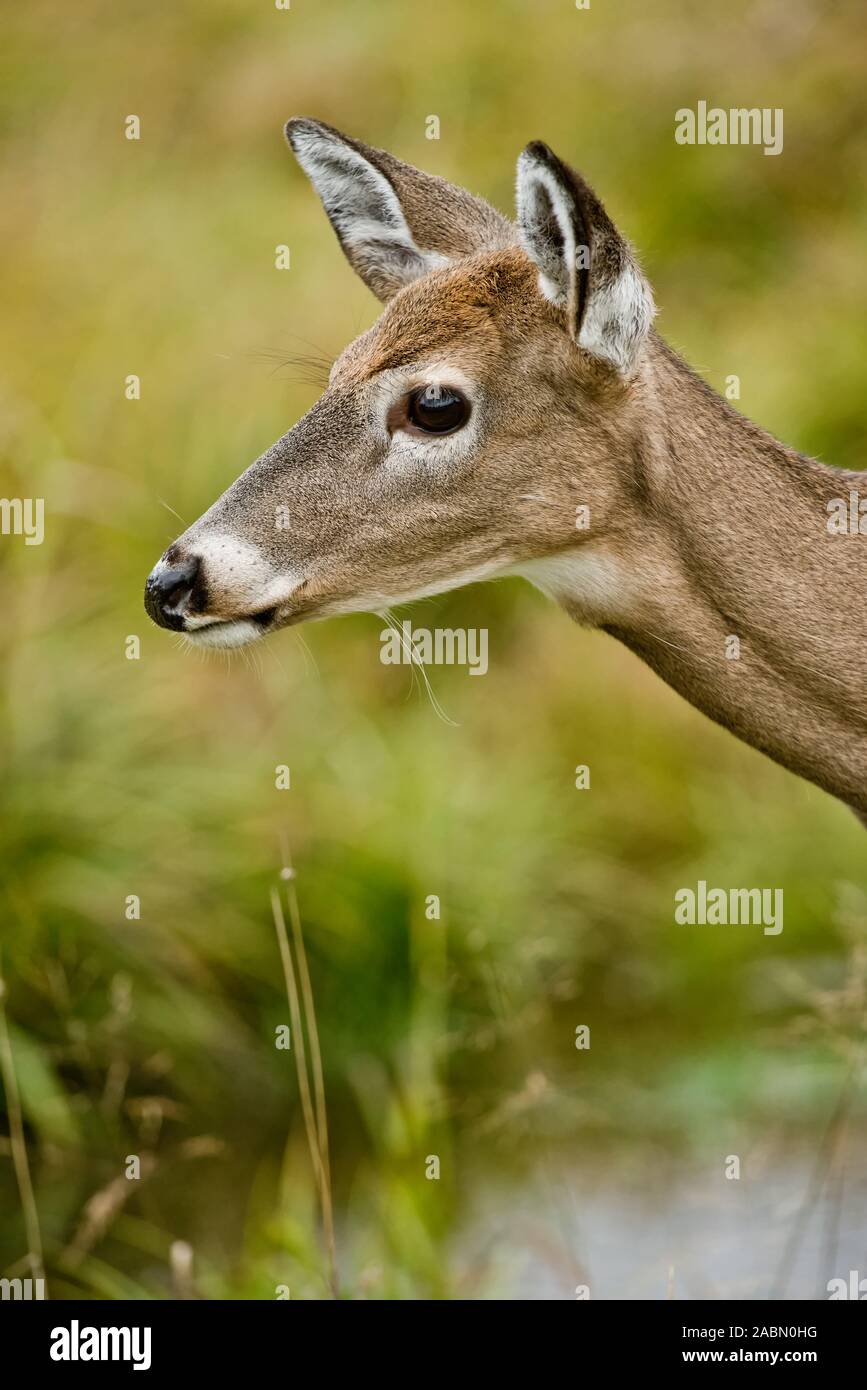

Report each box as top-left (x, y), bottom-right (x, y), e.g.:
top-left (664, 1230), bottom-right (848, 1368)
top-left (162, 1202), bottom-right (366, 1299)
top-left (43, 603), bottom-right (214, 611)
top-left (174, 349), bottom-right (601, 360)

top-left (147, 123), bottom-right (867, 820)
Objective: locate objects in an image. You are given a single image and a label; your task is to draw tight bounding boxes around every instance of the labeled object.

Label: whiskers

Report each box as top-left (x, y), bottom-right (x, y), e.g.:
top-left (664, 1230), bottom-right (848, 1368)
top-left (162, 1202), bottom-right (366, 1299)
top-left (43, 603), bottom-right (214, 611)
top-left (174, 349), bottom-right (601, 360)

top-left (252, 337), bottom-right (335, 390)
top-left (379, 608), bottom-right (459, 727)
top-left (169, 605), bottom-right (458, 727)
top-left (172, 631), bottom-right (264, 679)
top-left (289, 627), bottom-right (320, 680)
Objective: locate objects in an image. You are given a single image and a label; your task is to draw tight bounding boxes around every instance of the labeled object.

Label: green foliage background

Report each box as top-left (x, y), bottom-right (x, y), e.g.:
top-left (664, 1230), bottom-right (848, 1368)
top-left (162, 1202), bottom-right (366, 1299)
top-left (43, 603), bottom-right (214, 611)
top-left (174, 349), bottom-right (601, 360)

top-left (1, 0), bottom-right (865, 1298)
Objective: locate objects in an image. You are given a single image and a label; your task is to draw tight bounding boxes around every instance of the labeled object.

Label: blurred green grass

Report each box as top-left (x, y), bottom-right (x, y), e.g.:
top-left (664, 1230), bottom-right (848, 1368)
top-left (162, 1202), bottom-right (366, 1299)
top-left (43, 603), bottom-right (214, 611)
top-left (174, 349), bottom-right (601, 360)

top-left (1, 0), bottom-right (866, 1298)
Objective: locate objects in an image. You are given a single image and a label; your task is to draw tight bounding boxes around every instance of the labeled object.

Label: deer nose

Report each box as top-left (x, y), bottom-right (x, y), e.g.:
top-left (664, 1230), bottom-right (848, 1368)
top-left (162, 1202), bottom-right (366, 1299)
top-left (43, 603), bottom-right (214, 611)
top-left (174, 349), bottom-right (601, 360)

top-left (144, 552), bottom-right (202, 630)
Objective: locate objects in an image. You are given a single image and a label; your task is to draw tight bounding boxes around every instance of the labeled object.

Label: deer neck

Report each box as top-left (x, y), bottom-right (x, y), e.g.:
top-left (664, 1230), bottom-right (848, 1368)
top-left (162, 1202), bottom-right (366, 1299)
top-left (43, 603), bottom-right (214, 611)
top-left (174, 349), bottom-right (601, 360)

top-left (554, 334), bottom-right (867, 813)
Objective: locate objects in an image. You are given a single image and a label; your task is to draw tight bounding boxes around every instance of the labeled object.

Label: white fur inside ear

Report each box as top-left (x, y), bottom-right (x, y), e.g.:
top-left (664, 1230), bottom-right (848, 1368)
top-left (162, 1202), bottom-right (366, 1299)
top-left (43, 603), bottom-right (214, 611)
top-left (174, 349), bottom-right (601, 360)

top-left (578, 259), bottom-right (654, 375)
top-left (516, 148), bottom-right (654, 374)
top-left (290, 125), bottom-right (447, 289)
top-left (516, 154), bottom-right (577, 312)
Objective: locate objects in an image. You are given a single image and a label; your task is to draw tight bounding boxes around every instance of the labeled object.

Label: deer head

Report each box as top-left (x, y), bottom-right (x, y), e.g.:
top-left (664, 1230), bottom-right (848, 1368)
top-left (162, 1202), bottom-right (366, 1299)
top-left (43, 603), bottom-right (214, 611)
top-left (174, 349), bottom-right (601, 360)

top-left (144, 118), bottom-right (655, 648)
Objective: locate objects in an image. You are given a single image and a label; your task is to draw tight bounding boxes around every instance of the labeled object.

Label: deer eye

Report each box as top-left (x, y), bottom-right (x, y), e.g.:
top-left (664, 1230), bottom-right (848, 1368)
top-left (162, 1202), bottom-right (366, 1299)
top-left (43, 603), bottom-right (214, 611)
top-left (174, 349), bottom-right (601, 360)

top-left (406, 385), bottom-right (470, 434)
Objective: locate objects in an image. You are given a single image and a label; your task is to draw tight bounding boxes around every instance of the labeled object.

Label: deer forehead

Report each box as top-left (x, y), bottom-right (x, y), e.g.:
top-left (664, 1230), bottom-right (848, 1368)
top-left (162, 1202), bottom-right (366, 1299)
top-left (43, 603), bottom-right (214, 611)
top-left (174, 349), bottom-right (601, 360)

top-left (330, 247), bottom-right (558, 390)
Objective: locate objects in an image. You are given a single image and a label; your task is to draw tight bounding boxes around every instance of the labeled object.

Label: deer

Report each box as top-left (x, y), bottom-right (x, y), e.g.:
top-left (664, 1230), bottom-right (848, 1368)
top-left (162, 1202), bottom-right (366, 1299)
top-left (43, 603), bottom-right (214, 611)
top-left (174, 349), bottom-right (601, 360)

top-left (145, 118), bottom-right (867, 823)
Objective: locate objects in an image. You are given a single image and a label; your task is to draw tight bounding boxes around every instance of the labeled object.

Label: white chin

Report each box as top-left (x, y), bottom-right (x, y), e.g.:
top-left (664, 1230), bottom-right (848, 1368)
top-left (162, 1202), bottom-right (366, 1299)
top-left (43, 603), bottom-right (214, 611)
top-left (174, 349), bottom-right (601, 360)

top-left (183, 619), bottom-right (263, 650)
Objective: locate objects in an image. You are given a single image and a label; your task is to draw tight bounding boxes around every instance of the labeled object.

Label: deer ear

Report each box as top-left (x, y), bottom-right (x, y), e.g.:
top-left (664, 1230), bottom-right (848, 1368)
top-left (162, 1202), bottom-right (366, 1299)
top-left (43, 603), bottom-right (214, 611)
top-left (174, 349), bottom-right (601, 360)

top-left (516, 141), bottom-right (654, 375)
top-left (286, 118), bottom-right (512, 303)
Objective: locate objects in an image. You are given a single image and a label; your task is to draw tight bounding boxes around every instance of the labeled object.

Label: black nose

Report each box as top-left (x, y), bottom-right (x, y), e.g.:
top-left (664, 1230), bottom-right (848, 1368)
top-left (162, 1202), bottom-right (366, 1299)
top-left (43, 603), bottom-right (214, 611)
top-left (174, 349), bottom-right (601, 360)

top-left (144, 552), bottom-right (202, 630)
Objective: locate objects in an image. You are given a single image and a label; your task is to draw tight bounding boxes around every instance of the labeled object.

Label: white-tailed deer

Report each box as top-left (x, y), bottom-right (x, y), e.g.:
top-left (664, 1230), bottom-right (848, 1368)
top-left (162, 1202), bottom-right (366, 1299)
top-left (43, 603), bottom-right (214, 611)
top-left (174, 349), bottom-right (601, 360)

top-left (145, 119), bottom-right (867, 821)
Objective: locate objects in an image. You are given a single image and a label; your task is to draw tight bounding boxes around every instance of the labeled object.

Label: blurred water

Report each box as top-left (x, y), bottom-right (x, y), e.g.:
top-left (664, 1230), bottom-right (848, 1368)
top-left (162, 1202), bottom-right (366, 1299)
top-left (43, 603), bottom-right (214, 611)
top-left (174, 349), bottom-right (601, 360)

top-left (458, 1147), bottom-right (867, 1300)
